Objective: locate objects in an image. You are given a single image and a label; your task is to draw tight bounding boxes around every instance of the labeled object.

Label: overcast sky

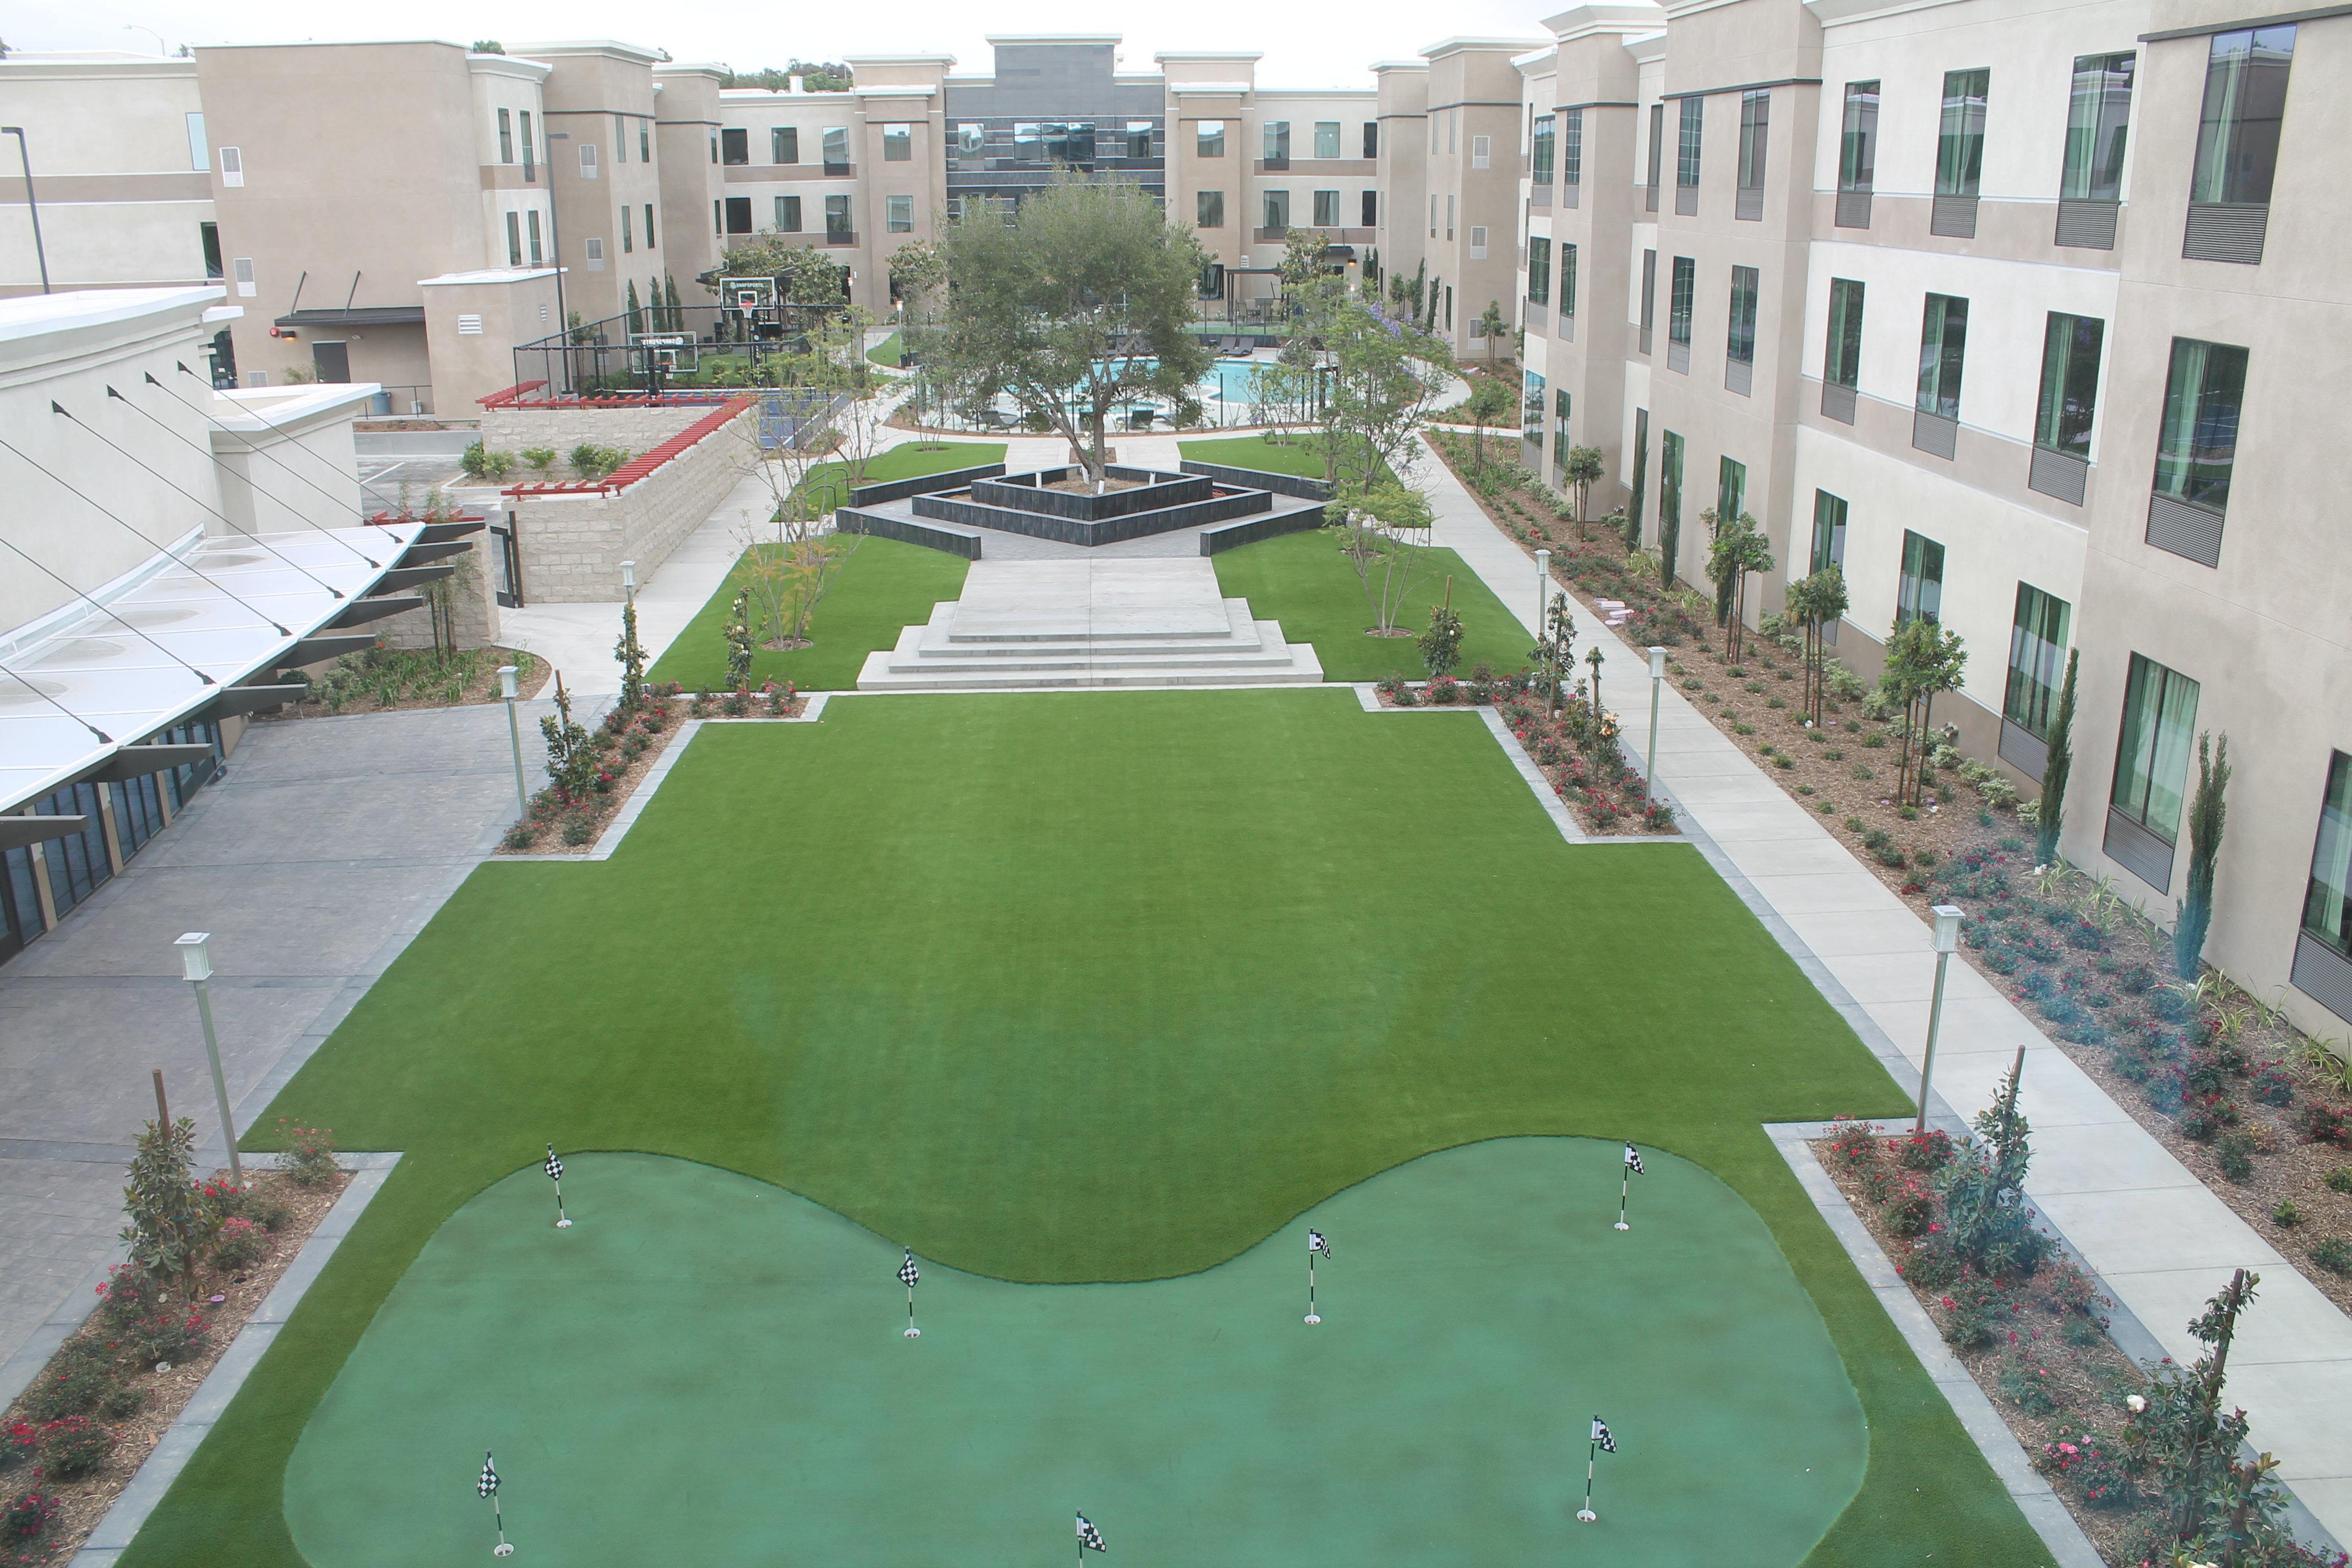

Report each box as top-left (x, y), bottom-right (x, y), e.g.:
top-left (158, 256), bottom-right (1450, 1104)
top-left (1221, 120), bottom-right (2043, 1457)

top-left (8, 0), bottom-right (1556, 90)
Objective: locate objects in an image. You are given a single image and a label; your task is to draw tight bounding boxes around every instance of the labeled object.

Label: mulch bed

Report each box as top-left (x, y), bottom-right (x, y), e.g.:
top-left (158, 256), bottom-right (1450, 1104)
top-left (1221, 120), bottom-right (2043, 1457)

top-left (257, 646), bottom-right (549, 722)
top-left (1426, 434), bottom-right (2352, 1308)
top-left (1, 1166), bottom-right (351, 1565)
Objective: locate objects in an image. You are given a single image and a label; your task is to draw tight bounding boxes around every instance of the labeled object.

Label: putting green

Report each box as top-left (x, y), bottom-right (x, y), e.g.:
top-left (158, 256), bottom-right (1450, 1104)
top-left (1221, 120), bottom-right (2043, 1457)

top-left (287, 1140), bottom-right (1865, 1565)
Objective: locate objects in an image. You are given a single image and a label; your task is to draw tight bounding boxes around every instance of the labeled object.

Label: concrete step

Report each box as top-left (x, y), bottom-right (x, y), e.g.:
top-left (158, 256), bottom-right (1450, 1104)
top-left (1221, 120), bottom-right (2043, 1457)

top-left (857, 627), bottom-right (1324, 689)
top-left (917, 599), bottom-right (1275, 657)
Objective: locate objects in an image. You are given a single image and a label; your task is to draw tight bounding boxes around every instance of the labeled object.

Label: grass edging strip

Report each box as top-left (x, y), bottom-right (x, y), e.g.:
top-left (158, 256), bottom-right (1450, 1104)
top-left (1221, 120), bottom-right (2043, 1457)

top-left (68, 1153), bottom-right (403, 1568)
top-left (1767, 1123), bottom-right (2103, 1568)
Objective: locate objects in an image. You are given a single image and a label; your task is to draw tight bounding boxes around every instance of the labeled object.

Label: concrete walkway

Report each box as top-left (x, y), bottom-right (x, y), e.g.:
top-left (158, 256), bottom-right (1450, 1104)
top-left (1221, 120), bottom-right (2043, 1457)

top-left (0, 701), bottom-right (567, 1397)
top-left (1414, 435), bottom-right (2352, 1543)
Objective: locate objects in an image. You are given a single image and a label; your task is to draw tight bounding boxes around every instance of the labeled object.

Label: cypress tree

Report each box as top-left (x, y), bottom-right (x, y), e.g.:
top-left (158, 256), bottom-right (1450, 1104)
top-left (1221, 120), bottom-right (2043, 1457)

top-left (2035, 648), bottom-right (2078, 865)
top-left (2174, 732), bottom-right (2231, 977)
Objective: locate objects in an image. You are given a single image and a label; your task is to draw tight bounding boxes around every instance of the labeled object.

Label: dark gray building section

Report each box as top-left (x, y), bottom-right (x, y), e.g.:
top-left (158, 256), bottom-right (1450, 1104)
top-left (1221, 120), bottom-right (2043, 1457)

top-left (944, 40), bottom-right (1166, 209)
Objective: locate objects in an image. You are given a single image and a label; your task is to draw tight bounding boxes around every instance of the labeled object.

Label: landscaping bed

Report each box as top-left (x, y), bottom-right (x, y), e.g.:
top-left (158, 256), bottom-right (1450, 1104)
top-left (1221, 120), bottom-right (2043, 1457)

top-left (1816, 1114), bottom-right (2345, 1568)
top-left (1, 1156), bottom-right (349, 1565)
top-left (259, 646), bottom-right (548, 721)
top-left (1371, 673), bottom-right (1674, 836)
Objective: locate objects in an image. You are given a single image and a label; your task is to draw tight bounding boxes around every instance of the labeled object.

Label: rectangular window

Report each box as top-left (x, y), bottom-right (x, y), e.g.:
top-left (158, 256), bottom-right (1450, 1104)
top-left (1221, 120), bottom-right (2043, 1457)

top-left (1639, 249), bottom-right (1657, 351)
top-left (620, 205), bottom-right (633, 254)
top-left (714, 198), bottom-right (722, 233)
top-left (520, 111), bottom-right (534, 179)
top-left (1523, 370), bottom-right (1546, 444)
top-left (1936, 69), bottom-right (1989, 197)
top-left (1629, 411), bottom-right (1649, 538)
top-left (1313, 189), bottom-right (1338, 226)
top-left (883, 125), bottom-right (912, 162)
top-left (1668, 255), bottom-right (1694, 347)
top-left (580, 143), bottom-right (600, 179)
top-left (1314, 121), bottom-right (1341, 160)
top-left (1469, 224), bottom-right (1488, 259)
top-left (1718, 455), bottom-right (1746, 524)
top-left (614, 115), bottom-right (627, 162)
top-left (725, 195), bottom-right (754, 235)
top-left (2152, 337), bottom-right (2248, 513)
top-left (887, 194), bottom-right (912, 232)
top-left (1473, 133), bottom-right (1490, 169)
top-left (2003, 584), bottom-right (2073, 741)
top-left (825, 194), bottom-right (851, 241)
top-left (1646, 102), bottom-right (1664, 206)
top-left (1916, 294), bottom-right (1969, 418)
top-left (1736, 90), bottom-right (1768, 201)
top-left (641, 122), bottom-right (650, 161)
top-left (1362, 189), bottom-right (1378, 227)
top-left (1265, 121), bottom-right (1290, 164)
top-left (1363, 121), bottom-right (1379, 159)
top-left (823, 127), bottom-right (850, 172)
top-left (1532, 116), bottom-right (1555, 185)
top-left (1528, 236), bottom-right (1551, 306)
top-left (1445, 194), bottom-right (1454, 239)
top-left (499, 108), bottom-right (513, 165)
top-left (2192, 26), bottom-right (2294, 205)
top-left (1128, 122), bottom-right (1153, 159)
top-left (1560, 243), bottom-right (1577, 317)
top-left (2062, 53), bottom-right (2135, 201)
top-left (1810, 491), bottom-right (1848, 575)
top-left (1562, 108), bottom-right (1582, 188)
top-left (1659, 429), bottom-right (1684, 546)
top-left (1197, 189), bottom-right (1224, 228)
top-left (185, 111), bottom-right (207, 172)
top-left (505, 211), bottom-right (522, 266)
top-left (1825, 277), bottom-right (1864, 388)
top-left (2111, 654), bottom-right (2201, 845)
top-left (1725, 265), bottom-right (1758, 364)
top-left (774, 126), bottom-right (799, 164)
top-left (1838, 82), bottom-right (1878, 192)
top-left (1897, 530), bottom-right (1946, 624)
top-left (2034, 312), bottom-right (2105, 459)
top-left (199, 221), bottom-right (223, 279)
top-left (1197, 121), bottom-right (1226, 158)
top-left (2302, 752), bottom-right (2352, 964)
top-left (1261, 189), bottom-right (1291, 230)
top-left (645, 204), bottom-right (655, 249)
top-left (1429, 194), bottom-right (1438, 237)
top-left (1676, 96), bottom-right (1703, 188)
top-left (955, 123), bottom-right (984, 165)
top-left (527, 209), bottom-right (542, 264)
top-left (775, 194), bottom-right (802, 232)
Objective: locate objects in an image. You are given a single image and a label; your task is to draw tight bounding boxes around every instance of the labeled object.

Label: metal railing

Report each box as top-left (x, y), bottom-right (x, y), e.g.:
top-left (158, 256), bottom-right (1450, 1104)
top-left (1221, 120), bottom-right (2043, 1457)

top-left (509, 302), bottom-right (851, 399)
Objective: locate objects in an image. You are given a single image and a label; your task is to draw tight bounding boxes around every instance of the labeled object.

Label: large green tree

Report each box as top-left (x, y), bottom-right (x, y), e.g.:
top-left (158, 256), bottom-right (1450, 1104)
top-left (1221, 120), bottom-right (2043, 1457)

top-left (935, 173), bottom-right (1210, 490)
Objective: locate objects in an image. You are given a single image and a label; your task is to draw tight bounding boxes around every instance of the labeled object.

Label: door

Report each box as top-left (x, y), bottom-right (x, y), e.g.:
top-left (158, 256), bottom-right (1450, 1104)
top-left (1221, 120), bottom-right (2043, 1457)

top-left (311, 340), bottom-right (351, 382)
top-left (491, 512), bottom-right (525, 608)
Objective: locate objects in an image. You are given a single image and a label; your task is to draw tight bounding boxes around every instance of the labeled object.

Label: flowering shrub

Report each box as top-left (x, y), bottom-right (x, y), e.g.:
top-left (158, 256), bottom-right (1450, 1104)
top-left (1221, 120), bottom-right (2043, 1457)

top-left (34, 1417), bottom-right (112, 1480)
top-left (93, 1264), bottom-right (158, 1331)
top-left (1424, 674), bottom-right (1460, 705)
top-left (0, 1490), bottom-right (58, 1545)
top-left (2296, 1101), bottom-right (2348, 1146)
top-left (2175, 1093), bottom-right (2238, 1143)
top-left (1892, 1128), bottom-right (1957, 1173)
top-left (2251, 1064), bottom-right (2297, 1108)
top-left (1940, 1270), bottom-right (2015, 1351)
top-left (1, 1425), bottom-right (33, 1474)
top-left (1885, 1179), bottom-right (1935, 1237)
top-left (122, 1309), bottom-right (206, 1369)
top-left (2041, 1423), bottom-right (2136, 1509)
top-left (1825, 1117), bottom-right (1880, 1167)
top-left (762, 678), bottom-right (798, 716)
top-left (213, 1216), bottom-right (266, 1273)
top-left (20, 1347), bottom-right (109, 1423)
top-left (275, 1119), bottom-right (337, 1188)
top-left (1998, 1349), bottom-right (2065, 1415)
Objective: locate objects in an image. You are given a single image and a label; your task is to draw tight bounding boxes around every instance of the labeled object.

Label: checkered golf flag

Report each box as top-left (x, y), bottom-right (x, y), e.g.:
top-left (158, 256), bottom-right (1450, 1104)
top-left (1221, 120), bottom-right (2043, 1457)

top-left (478, 1452), bottom-right (500, 1498)
top-left (899, 1249), bottom-right (921, 1289)
top-left (1307, 1229), bottom-right (1332, 1258)
top-left (1076, 1512), bottom-right (1107, 1551)
top-left (1591, 1417), bottom-right (1617, 1454)
top-left (1623, 1145), bottom-right (1645, 1175)
top-left (543, 1145), bottom-right (563, 1183)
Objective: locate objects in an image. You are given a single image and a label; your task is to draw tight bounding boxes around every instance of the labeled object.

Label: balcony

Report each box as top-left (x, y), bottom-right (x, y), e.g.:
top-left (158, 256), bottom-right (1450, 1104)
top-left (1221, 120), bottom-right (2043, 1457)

top-left (1821, 382), bottom-right (1858, 424)
top-left (2055, 198), bottom-right (2119, 251)
top-left (1834, 188), bottom-right (1871, 228)
top-left (1911, 408), bottom-right (1959, 460)
top-left (2027, 445), bottom-right (2089, 507)
top-left (2146, 492), bottom-right (2224, 567)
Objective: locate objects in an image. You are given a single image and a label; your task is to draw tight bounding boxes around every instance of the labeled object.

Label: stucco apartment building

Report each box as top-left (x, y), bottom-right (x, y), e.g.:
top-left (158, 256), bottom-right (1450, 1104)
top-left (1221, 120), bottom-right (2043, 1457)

top-left (1514, 0), bottom-right (2351, 1042)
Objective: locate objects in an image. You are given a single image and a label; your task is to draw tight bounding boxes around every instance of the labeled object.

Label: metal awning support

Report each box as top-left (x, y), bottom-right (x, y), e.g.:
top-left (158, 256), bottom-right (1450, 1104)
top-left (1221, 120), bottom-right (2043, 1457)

top-left (190, 684), bottom-right (307, 724)
top-left (0, 814), bottom-right (88, 850)
top-left (329, 595), bottom-right (425, 629)
top-left (79, 745), bottom-right (216, 784)
top-left (369, 565), bottom-right (454, 592)
top-left (394, 540), bottom-right (472, 568)
top-left (276, 633), bottom-right (381, 669)
top-left (415, 519), bottom-right (486, 544)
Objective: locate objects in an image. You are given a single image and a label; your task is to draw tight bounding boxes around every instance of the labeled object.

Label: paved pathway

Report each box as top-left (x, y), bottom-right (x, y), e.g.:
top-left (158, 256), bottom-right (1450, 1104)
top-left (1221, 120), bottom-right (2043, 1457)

top-left (0, 701), bottom-right (566, 1397)
top-left (1415, 437), bottom-right (2352, 1544)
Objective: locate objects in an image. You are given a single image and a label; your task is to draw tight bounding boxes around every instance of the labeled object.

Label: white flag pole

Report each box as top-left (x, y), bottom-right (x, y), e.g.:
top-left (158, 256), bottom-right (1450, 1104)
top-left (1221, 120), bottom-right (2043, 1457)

top-left (1615, 1161), bottom-right (1631, 1232)
top-left (1578, 1438), bottom-right (1598, 1522)
top-left (1305, 1249), bottom-right (1320, 1325)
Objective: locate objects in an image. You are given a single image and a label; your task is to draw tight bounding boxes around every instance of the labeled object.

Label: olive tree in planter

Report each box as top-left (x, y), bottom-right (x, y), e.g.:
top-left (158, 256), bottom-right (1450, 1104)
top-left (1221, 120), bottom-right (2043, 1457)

top-left (1880, 617), bottom-right (1967, 807)
top-left (1702, 510), bottom-right (1773, 663)
top-left (1787, 565), bottom-right (1848, 728)
top-left (1562, 445), bottom-right (1605, 538)
top-left (2174, 732), bottom-right (2231, 977)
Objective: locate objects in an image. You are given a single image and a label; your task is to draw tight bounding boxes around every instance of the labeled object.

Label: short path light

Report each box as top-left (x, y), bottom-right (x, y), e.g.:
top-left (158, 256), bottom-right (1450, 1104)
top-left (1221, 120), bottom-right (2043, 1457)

top-left (173, 933), bottom-right (243, 1187)
top-left (1646, 646), bottom-right (1667, 789)
top-left (1914, 905), bottom-right (1966, 1135)
top-left (499, 665), bottom-right (527, 815)
top-left (1534, 548), bottom-right (1550, 632)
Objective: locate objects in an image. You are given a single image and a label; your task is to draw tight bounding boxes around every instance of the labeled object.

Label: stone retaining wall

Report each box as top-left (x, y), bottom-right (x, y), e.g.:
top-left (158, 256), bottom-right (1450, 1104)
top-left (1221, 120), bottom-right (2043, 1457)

top-left (507, 406), bottom-right (755, 602)
top-left (480, 402), bottom-right (721, 462)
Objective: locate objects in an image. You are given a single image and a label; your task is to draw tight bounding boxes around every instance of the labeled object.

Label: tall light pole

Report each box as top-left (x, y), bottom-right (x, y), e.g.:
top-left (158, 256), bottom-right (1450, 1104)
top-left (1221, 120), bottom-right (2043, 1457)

top-left (543, 129), bottom-right (571, 394)
top-left (2, 129), bottom-right (51, 295)
top-left (1646, 645), bottom-right (1667, 787)
top-left (499, 665), bottom-right (528, 815)
top-left (1914, 905), bottom-right (1966, 1135)
top-left (1534, 547), bottom-right (1550, 634)
top-left (123, 24), bottom-right (167, 53)
top-left (172, 933), bottom-right (244, 1188)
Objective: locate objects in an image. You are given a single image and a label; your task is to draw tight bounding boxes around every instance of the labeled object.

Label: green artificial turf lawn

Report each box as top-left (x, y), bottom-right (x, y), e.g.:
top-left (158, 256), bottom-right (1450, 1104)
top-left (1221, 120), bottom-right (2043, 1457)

top-left (1210, 529), bottom-right (1533, 683)
top-left (646, 440), bottom-right (1004, 691)
top-left (866, 331), bottom-right (902, 367)
top-left (1179, 432), bottom-right (1380, 482)
top-left (288, 1142), bottom-right (1866, 1564)
top-left (126, 690), bottom-right (2048, 1567)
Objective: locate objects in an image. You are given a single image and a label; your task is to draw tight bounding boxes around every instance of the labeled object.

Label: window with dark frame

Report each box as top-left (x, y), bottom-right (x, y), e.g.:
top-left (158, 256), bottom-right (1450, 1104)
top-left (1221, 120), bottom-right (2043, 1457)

top-left (724, 197), bottom-right (753, 234)
top-left (2300, 752), bottom-right (2352, 970)
top-left (1362, 189), bottom-right (1378, 227)
top-left (1676, 96), bottom-right (1703, 189)
top-left (883, 125), bottom-right (912, 162)
top-left (1735, 90), bottom-right (1768, 219)
top-left (1837, 83), bottom-right (1878, 226)
top-left (1917, 293), bottom-right (1969, 419)
top-left (1936, 70), bottom-right (1989, 196)
top-left (1528, 237), bottom-right (1551, 306)
top-left (2062, 55), bottom-right (2134, 202)
top-left (1532, 116), bottom-right (1555, 186)
top-left (2111, 654), bottom-right (2201, 848)
top-left (1897, 530), bottom-right (1945, 624)
top-left (825, 193), bottom-right (851, 240)
top-left (775, 195), bottom-right (802, 232)
top-left (722, 127), bottom-right (749, 166)
top-left (2003, 584), bottom-right (2073, 743)
top-left (1562, 108), bottom-right (1582, 190)
top-left (1725, 265), bottom-right (1758, 366)
top-left (2034, 312), bottom-right (2105, 460)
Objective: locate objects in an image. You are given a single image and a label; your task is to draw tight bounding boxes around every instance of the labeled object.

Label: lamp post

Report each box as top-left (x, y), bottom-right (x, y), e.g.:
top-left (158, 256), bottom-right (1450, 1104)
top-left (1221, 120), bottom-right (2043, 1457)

top-left (1534, 548), bottom-right (1550, 633)
top-left (1914, 905), bottom-right (1966, 1135)
top-left (620, 560), bottom-right (637, 608)
top-left (499, 665), bottom-right (528, 815)
top-left (1646, 645), bottom-right (1667, 787)
top-left (542, 129), bottom-right (571, 394)
top-left (172, 933), bottom-right (243, 1188)
top-left (1, 129), bottom-right (50, 294)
